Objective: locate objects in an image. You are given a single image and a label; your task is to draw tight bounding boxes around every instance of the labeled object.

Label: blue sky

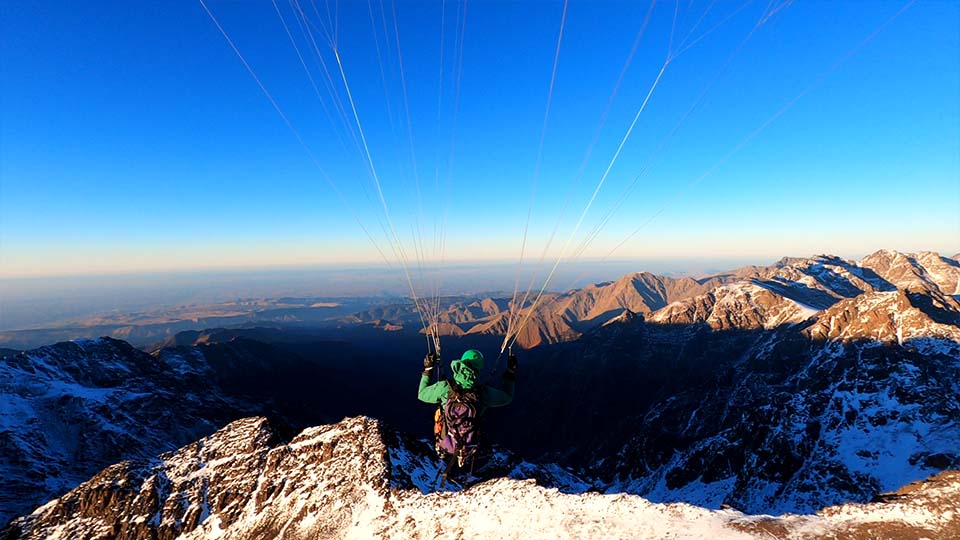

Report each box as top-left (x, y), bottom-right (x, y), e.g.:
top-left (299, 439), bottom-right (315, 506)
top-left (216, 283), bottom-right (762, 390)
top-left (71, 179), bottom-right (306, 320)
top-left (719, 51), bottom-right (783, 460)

top-left (1, 0), bottom-right (958, 278)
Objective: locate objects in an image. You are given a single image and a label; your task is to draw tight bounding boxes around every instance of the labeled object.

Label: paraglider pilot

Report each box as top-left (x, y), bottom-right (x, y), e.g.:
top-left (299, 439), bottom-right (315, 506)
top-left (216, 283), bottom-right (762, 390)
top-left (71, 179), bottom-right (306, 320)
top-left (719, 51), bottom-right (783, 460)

top-left (418, 349), bottom-right (517, 483)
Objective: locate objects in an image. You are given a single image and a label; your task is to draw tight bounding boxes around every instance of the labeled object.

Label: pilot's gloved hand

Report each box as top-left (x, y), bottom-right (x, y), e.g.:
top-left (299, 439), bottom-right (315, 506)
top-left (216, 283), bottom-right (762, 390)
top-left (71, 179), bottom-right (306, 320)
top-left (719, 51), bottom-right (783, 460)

top-left (423, 353), bottom-right (437, 373)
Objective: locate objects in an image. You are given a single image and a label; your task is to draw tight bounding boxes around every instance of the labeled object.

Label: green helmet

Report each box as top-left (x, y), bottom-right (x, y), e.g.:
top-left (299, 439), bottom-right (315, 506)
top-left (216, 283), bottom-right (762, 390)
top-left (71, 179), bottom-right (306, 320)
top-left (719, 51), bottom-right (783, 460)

top-left (459, 349), bottom-right (485, 371)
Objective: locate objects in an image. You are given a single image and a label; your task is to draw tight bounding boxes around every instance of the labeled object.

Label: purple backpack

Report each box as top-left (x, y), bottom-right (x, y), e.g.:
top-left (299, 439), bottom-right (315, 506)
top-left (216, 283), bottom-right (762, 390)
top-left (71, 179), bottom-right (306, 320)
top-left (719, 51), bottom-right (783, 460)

top-left (437, 381), bottom-right (481, 466)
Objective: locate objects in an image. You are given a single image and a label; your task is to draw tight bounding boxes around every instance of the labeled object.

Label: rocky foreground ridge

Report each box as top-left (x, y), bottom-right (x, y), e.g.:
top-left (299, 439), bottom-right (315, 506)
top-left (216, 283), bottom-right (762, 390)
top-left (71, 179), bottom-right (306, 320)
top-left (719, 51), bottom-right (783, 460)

top-left (4, 416), bottom-right (959, 540)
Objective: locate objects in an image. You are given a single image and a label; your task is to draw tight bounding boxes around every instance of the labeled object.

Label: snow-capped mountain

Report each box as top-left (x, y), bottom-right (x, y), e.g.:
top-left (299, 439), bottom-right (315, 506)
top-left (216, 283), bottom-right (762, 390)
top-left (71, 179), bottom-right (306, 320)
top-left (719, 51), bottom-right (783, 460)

top-left (646, 281), bottom-right (820, 330)
top-left (0, 331), bottom-right (441, 526)
top-left (579, 250), bottom-right (959, 340)
top-left (0, 338), bottom-right (268, 525)
top-left (860, 249), bottom-right (960, 295)
top-left (347, 250), bottom-right (960, 349)
top-left (588, 287), bottom-right (960, 513)
top-left (489, 251), bottom-right (960, 513)
top-left (5, 416), bottom-right (958, 540)
top-left (804, 289), bottom-right (960, 344)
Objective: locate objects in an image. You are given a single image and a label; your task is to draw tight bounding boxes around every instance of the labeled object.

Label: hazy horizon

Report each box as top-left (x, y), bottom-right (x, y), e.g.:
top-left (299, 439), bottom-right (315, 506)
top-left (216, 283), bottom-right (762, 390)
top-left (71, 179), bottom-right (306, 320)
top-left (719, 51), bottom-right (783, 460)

top-left (3, 249), bottom-right (958, 334)
top-left (0, 256), bottom-right (760, 332)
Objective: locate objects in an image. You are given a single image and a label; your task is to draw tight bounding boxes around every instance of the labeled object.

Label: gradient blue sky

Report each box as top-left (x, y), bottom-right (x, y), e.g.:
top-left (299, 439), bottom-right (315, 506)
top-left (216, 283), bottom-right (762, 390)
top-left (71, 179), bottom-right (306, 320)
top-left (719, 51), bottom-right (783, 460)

top-left (2, 0), bottom-right (958, 278)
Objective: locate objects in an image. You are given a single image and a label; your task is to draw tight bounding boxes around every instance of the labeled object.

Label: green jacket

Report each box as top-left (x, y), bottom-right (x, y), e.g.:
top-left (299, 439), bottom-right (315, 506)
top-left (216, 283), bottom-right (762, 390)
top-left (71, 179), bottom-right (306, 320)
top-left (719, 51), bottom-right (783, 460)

top-left (418, 374), bottom-right (515, 415)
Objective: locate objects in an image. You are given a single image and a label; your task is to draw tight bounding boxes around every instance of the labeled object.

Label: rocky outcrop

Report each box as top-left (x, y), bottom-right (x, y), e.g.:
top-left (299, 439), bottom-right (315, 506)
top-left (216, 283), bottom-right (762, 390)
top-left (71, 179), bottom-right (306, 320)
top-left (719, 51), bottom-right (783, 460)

top-left (4, 416), bottom-right (586, 540)
top-left (860, 249), bottom-right (960, 295)
top-left (731, 471), bottom-right (960, 540)
top-left (6, 416), bottom-right (959, 540)
top-left (648, 282), bottom-right (818, 330)
top-left (804, 290), bottom-right (960, 344)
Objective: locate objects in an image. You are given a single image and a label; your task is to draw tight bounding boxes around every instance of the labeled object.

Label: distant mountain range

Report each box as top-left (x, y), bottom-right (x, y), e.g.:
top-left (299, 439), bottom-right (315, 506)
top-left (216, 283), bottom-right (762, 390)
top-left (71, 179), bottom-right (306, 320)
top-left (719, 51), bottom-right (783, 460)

top-left (2, 249), bottom-right (959, 536)
top-left (343, 249), bottom-right (960, 348)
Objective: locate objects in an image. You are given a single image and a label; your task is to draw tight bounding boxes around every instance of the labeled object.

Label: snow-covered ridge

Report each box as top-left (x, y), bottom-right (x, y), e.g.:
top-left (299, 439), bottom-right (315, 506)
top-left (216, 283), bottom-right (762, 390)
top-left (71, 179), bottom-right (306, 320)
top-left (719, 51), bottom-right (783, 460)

top-left (647, 281), bottom-right (819, 330)
top-left (600, 304), bottom-right (960, 515)
top-left (805, 289), bottom-right (960, 345)
top-left (0, 338), bottom-right (259, 525)
top-left (5, 416), bottom-right (958, 540)
top-left (572, 254), bottom-right (960, 515)
top-left (643, 250), bottom-right (960, 339)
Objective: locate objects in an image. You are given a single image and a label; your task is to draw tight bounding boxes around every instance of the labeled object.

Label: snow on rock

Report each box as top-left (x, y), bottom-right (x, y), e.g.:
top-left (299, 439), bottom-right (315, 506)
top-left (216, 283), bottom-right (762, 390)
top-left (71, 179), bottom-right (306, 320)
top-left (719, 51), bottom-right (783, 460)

top-left (602, 302), bottom-right (960, 515)
top-left (861, 249), bottom-right (960, 296)
top-left (732, 471), bottom-right (960, 539)
top-left (392, 478), bottom-right (754, 540)
top-left (913, 251), bottom-right (960, 295)
top-left (6, 415), bottom-right (959, 540)
top-left (648, 282), bottom-right (817, 330)
top-left (0, 338), bottom-right (258, 525)
top-left (804, 290), bottom-right (960, 344)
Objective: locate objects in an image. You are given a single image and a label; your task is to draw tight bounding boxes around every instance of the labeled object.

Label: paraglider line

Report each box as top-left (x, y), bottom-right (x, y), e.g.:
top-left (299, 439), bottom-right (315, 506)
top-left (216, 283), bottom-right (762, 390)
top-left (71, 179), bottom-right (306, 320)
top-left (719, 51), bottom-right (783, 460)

top-left (197, 0), bottom-right (393, 269)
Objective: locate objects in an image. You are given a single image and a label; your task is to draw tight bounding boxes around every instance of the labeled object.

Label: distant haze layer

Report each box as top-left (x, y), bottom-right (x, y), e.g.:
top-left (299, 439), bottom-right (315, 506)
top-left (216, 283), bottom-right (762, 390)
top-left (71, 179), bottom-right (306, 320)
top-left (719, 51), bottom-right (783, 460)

top-left (0, 257), bottom-right (755, 332)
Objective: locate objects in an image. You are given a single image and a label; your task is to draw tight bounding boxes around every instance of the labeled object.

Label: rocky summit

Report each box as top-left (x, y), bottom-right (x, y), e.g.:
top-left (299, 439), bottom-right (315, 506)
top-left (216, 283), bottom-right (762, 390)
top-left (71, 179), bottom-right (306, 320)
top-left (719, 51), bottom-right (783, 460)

top-left (4, 416), bottom-right (959, 540)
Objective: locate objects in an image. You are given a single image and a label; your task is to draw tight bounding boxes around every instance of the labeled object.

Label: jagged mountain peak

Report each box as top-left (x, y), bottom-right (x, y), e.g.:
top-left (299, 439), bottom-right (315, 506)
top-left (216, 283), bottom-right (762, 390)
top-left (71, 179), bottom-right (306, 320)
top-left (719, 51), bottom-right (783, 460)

top-left (474, 297), bottom-right (506, 315)
top-left (10, 337), bottom-right (148, 381)
top-left (862, 247), bottom-right (903, 258)
top-left (602, 308), bottom-right (639, 327)
top-left (858, 248), bottom-right (956, 265)
top-left (648, 281), bottom-right (819, 331)
top-left (6, 415), bottom-right (382, 540)
top-left (774, 255), bottom-right (809, 267)
top-left (2, 415), bottom-right (586, 539)
top-left (807, 253), bottom-right (849, 266)
top-left (859, 250), bottom-right (960, 295)
top-left (643, 250), bottom-right (960, 335)
top-left (7, 415), bottom-right (960, 540)
top-left (803, 289), bottom-right (960, 347)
